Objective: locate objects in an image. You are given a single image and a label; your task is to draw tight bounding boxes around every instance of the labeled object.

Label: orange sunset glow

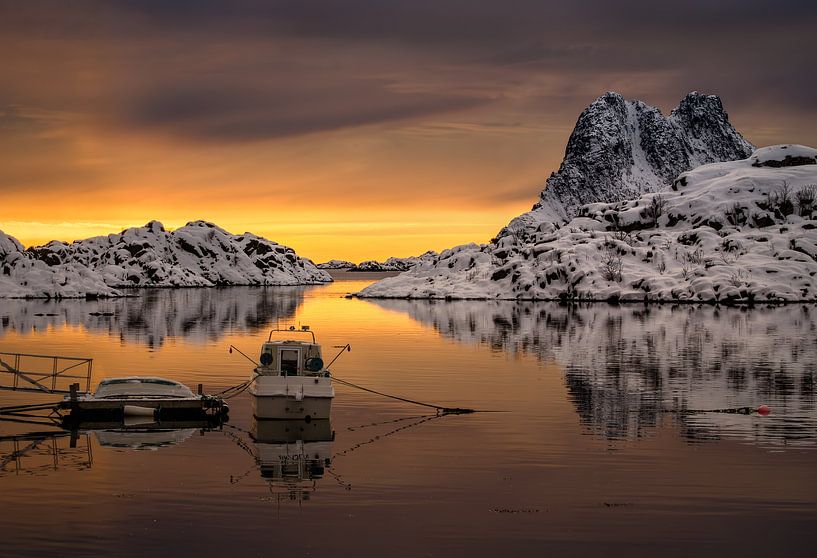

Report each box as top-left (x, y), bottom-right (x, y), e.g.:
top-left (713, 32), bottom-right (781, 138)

top-left (2, 1), bottom-right (816, 262)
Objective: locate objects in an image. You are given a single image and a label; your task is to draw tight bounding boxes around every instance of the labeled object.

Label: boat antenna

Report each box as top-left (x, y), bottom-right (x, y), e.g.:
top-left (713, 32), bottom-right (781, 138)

top-left (326, 344), bottom-right (351, 368)
top-left (228, 345), bottom-right (259, 367)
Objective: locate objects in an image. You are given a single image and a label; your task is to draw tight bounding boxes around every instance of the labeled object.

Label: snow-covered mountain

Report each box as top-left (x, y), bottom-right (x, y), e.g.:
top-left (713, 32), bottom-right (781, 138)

top-left (26, 220), bottom-right (331, 289)
top-left (1, 220), bottom-right (331, 298)
top-left (502, 92), bottom-right (753, 238)
top-left (358, 145), bottom-right (817, 302)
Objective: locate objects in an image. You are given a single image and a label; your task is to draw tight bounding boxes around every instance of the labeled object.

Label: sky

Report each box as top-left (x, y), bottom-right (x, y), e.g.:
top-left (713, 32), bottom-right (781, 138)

top-left (1, 0), bottom-right (816, 262)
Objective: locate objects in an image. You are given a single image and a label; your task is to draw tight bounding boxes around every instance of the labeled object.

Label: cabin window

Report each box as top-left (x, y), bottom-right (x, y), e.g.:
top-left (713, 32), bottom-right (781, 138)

top-left (280, 349), bottom-right (300, 375)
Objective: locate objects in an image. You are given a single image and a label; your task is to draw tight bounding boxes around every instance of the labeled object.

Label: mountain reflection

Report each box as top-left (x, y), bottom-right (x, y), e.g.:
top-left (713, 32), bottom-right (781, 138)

top-left (0, 287), bottom-right (309, 347)
top-left (371, 300), bottom-right (817, 445)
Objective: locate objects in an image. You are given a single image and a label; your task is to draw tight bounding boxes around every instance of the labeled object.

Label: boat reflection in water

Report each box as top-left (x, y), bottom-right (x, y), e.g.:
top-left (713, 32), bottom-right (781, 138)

top-left (251, 418), bottom-right (334, 502)
top-left (82, 416), bottom-right (224, 451)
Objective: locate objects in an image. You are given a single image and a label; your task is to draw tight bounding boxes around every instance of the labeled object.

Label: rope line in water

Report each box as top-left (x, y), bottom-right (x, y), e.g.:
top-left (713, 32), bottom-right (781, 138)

top-left (330, 375), bottom-right (478, 415)
top-left (663, 406), bottom-right (766, 415)
top-left (346, 413), bottom-right (432, 432)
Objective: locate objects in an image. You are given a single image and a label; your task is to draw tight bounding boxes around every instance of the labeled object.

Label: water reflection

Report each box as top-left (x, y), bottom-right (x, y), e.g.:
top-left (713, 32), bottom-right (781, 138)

top-left (371, 300), bottom-right (817, 445)
top-left (228, 419), bottom-right (335, 504)
top-left (0, 430), bottom-right (92, 477)
top-left (0, 417), bottom-right (225, 477)
top-left (0, 287), bottom-right (310, 347)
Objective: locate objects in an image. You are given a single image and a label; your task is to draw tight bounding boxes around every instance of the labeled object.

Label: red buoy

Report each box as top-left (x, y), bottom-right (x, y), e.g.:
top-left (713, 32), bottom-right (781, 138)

top-left (757, 404), bottom-right (771, 416)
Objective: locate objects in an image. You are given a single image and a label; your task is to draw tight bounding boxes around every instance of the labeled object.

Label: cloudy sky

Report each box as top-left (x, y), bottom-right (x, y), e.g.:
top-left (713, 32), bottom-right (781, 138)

top-left (1, 0), bottom-right (815, 261)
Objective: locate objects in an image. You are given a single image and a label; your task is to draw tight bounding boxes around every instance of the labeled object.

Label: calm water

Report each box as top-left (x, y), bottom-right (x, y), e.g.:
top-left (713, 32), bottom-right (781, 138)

top-left (1, 273), bottom-right (816, 557)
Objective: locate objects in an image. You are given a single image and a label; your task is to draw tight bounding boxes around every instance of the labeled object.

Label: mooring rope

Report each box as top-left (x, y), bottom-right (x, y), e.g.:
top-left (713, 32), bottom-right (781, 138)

top-left (216, 369), bottom-right (489, 414)
top-left (330, 375), bottom-right (478, 414)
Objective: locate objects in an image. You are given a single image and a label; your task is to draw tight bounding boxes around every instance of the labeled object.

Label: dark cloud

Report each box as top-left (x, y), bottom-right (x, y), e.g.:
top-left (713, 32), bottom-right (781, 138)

top-left (121, 81), bottom-right (488, 141)
top-left (0, 0), bottom-right (815, 144)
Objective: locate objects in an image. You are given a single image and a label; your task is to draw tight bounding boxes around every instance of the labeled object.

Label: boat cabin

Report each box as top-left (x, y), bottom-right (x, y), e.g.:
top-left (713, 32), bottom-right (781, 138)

top-left (257, 328), bottom-right (326, 377)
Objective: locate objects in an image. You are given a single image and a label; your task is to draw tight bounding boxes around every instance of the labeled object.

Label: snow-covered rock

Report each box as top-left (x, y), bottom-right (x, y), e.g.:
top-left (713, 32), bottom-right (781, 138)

top-left (0, 230), bottom-right (119, 299)
top-left (502, 91), bottom-right (753, 239)
top-left (383, 251), bottom-right (439, 271)
top-left (750, 144), bottom-right (817, 167)
top-left (358, 145), bottom-right (817, 303)
top-left (317, 259), bottom-right (356, 270)
top-left (27, 220), bottom-right (331, 288)
top-left (321, 251), bottom-right (438, 272)
top-left (349, 260), bottom-right (402, 272)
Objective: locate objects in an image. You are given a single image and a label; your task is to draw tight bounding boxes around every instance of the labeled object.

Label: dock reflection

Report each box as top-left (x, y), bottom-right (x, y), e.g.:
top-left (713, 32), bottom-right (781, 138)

top-left (0, 430), bottom-right (92, 476)
top-left (0, 416), bottom-right (225, 476)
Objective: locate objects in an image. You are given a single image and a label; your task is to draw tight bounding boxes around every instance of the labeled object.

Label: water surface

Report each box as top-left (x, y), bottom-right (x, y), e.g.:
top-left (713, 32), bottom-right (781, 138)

top-left (1, 276), bottom-right (816, 557)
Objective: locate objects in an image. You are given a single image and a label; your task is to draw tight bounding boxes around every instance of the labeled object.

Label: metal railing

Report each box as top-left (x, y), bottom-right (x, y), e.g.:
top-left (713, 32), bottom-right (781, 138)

top-left (0, 352), bottom-right (93, 395)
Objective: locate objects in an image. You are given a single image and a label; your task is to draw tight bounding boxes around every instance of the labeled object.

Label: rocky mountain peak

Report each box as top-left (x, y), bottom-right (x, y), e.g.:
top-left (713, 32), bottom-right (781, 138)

top-left (503, 91), bottom-right (754, 238)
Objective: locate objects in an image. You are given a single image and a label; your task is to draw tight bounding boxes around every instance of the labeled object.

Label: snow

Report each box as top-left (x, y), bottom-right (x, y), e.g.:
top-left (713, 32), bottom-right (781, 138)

top-left (358, 146), bottom-right (817, 303)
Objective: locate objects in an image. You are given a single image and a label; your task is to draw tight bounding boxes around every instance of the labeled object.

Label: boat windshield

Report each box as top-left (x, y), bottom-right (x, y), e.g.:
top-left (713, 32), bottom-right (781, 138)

top-left (99, 378), bottom-right (181, 387)
top-left (280, 349), bottom-right (300, 375)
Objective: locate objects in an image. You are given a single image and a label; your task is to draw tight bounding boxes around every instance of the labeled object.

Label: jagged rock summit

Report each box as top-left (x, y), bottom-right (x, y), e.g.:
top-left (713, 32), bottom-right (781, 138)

top-left (503, 91), bottom-right (754, 237)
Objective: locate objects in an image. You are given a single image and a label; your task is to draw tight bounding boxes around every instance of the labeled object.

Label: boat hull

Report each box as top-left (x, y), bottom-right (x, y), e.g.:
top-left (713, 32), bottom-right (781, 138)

top-left (63, 397), bottom-right (228, 420)
top-left (250, 375), bottom-right (333, 420)
top-left (251, 394), bottom-right (332, 420)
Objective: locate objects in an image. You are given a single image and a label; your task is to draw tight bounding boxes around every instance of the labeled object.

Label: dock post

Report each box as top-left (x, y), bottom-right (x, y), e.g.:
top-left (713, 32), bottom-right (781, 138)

top-left (69, 383), bottom-right (79, 403)
top-left (197, 383), bottom-right (203, 395)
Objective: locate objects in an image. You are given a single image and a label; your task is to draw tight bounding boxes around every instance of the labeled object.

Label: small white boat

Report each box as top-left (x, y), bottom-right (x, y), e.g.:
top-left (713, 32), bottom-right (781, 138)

top-left (247, 326), bottom-right (341, 420)
top-left (63, 376), bottom-right (228, 419)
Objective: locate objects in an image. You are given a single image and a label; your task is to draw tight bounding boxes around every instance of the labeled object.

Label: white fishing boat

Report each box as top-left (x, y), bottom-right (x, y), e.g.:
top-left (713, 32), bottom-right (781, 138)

top-left (63, 376), bottom-right (229, 419)
top-left (244, 326), bottom-right (347, 420)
